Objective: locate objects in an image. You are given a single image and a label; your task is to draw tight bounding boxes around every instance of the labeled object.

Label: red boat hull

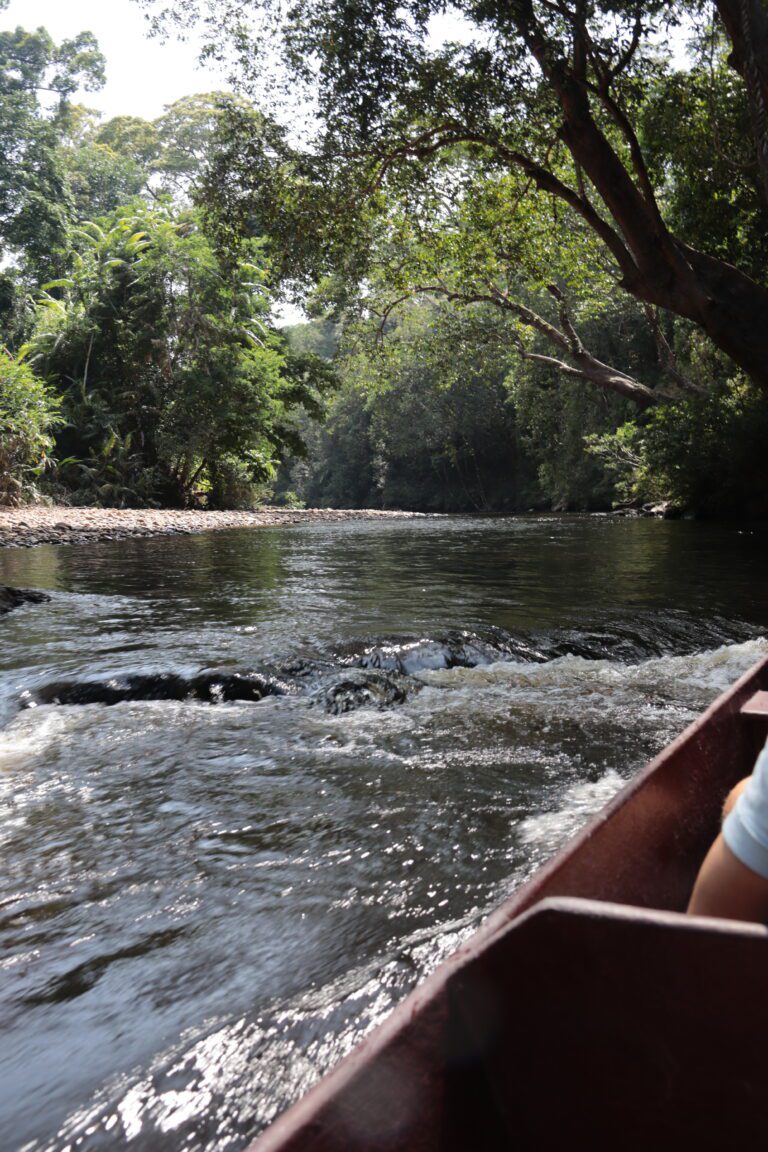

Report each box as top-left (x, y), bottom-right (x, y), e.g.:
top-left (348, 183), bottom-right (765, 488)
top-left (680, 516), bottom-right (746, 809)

top-left (251, 654), bottom-right (768, 1151)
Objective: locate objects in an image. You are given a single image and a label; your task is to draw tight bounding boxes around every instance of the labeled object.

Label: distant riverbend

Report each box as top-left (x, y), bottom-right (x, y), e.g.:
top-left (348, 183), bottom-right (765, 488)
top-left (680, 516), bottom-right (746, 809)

top-left (1, 515), bottom-right (768, 1151)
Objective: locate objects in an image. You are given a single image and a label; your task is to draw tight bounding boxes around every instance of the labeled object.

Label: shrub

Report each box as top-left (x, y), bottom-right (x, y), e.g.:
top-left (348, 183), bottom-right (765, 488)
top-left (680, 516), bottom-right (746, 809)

top-left (0, 349), bottom-right (61, 505)
top-left (586, 375), bottom-right (768, 517)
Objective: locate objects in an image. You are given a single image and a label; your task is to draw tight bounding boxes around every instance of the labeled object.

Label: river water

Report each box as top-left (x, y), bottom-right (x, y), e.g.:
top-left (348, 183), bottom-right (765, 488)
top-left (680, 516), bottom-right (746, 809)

top-left (1, 515), bottom-right (767, 1152)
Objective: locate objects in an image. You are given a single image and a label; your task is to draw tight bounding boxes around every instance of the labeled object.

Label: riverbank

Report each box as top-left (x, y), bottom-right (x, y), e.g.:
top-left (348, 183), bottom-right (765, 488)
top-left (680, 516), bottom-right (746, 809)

top-left (0, 506), bottom-right (437, 549)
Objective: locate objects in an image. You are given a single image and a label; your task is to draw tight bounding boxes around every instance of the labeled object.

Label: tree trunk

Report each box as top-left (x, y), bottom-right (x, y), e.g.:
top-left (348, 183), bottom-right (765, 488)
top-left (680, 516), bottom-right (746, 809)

top-left (534, 53), bottom-right (768, 390)
top-left (716, 0), bottom-right (768, 203)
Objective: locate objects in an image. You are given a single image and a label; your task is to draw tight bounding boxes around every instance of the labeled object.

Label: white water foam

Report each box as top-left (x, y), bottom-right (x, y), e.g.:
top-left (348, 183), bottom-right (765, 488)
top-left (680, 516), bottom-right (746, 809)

top-left (517, 769), bottom-right (626, 860)
top-left (0, 708), bottom-right (74, 770)
top-left (410, 637), bottom-right (768, 727)
top-left (418, 635), bottom-right (768, 693)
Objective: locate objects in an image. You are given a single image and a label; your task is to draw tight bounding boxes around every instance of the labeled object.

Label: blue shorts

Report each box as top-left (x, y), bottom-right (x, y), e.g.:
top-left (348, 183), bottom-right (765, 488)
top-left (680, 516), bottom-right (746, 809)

top-left (723, 737), bottom-right (768, 880)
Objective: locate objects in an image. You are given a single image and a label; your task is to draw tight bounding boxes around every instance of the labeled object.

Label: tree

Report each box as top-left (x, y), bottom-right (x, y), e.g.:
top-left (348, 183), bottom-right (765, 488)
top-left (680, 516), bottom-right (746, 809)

top-left (715, 0), bottom-right (768, 201)
top-left (640, 31), bottom-right (768, 279)
top-left (28, 204), bottom-right (328, 506)
top-left (94, 114), bottom-right (161, 168)
top-left (0, 15), bottom-right (105, 279)
top-left (64, 138), bottom-right (148, 221)
top-left (55, 92), bottom-right (239, 224)
top-left (140, 0), bottom-right (768, 393)
top-left (308, 158), bottom-right (693, 408)
top-left (152, 92), bottom-right (234, 196)
top-left (282, 300), bottom-right (553, 512)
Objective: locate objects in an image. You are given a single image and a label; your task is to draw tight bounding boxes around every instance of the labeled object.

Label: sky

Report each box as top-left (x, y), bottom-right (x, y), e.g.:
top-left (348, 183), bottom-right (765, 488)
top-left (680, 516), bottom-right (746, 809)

top-left (4, 0), bottom-right (229, 119)
top-left (5, 1), bottom-right (693, 124)
top-left (6, 1), bottom-right (481, 124)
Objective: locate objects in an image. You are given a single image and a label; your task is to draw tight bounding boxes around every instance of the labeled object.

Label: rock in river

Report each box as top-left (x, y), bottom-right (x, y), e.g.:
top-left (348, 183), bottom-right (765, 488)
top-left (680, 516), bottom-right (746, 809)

top-left (0, 586), bottom-right (50, 616)
top-left (20, 670), bottom-right (294, 708)
top-left (320, 669), bottom-right (412, 715)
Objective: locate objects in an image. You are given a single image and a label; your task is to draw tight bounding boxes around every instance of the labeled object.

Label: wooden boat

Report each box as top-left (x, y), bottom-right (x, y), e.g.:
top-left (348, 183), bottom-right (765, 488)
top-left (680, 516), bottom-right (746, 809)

top-left (250, 654), bottom-right (768, 1151)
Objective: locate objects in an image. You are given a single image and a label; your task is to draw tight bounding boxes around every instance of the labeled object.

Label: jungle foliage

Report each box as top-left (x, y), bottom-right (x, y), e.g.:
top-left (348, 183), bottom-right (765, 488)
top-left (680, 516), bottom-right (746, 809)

top-left (0, 8), bottom-right (328, 507)
top-left (280, 305), bottom-right (540, 512)
top-left (133, 0), bottom-right (768, 515)
top-left (4, 0), bottom-right (768, 515)
top-left (27, 207), bottom-right (326, 507)
top-left (0, 348), bottom-right (60, 505)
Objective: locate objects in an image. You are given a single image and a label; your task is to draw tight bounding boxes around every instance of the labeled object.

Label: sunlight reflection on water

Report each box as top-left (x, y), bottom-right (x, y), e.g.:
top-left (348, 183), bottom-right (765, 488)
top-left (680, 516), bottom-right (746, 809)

top-left (1, 517), bottom-right (767, 1150)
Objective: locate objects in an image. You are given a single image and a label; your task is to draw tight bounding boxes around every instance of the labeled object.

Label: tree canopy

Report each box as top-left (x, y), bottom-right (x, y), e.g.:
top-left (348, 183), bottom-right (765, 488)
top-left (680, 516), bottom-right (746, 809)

top-left (26, 203), bottom-right (328, 507)
top-left (0, 7), bottom-right (333, 509)
top-left (4, 0), bottom-right (768, 516)
top-left (140, 0), bottom-right (768, 395)
top-left (0, 15), bottom-right (105, 278)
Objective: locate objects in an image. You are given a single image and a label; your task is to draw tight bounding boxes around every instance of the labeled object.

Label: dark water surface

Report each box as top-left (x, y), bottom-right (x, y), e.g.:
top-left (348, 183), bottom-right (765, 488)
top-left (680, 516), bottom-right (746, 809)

top-left (1, 515), bottom-right (767, 1152)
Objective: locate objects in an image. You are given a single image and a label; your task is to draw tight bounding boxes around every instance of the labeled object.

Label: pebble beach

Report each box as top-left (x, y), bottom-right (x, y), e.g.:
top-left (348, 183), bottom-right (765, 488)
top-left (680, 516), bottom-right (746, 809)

top-left (0, 506), bottom-right (436, 549)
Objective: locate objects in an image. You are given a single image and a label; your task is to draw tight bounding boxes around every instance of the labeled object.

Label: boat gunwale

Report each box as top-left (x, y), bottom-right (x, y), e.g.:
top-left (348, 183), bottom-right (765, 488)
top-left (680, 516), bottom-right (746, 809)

top-left (249, 650), bottom-right (768, 1150)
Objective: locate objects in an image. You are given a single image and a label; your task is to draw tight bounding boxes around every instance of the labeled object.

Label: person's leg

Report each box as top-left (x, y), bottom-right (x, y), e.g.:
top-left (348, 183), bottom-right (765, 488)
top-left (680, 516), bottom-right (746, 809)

top-left (722, 777), bottom-right (749, 819)
top-left (687, 831), bottom-right (768, 921)
top-left (688, 741), bottom-right (768, 922)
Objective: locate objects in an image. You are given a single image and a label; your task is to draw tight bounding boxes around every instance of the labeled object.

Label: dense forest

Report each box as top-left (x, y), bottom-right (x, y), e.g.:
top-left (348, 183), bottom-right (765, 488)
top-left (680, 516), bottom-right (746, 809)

top-left (2, 0), bottom-right (768, 516)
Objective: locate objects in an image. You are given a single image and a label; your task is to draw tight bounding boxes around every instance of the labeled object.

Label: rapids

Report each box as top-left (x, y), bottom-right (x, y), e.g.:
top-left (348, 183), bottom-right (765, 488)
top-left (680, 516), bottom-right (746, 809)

top-left (1, 515), bottom-right (767, 1151)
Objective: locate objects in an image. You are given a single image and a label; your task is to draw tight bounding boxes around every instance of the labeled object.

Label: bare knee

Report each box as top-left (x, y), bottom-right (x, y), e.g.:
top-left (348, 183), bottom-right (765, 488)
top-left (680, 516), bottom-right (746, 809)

top-left (723, 777), bottom-right (750, 821)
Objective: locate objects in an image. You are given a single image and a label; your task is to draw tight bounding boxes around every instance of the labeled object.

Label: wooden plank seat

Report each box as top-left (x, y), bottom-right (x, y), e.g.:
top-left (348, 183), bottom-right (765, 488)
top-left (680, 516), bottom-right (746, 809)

top-left (254, 899), bottom-right (768, 1151)
top-left (740, 689), bottom-right (768, 718)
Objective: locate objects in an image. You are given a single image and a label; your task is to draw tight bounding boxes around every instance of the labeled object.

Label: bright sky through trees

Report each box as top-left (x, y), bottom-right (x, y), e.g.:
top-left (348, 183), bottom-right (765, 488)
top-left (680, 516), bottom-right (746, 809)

top-left (3, 0), bottom-right (228, 118)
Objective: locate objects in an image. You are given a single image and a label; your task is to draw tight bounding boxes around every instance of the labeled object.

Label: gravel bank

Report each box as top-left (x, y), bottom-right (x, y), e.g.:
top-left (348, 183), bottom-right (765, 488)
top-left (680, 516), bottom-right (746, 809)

top-left (0, 506), bottom-right (437, 549)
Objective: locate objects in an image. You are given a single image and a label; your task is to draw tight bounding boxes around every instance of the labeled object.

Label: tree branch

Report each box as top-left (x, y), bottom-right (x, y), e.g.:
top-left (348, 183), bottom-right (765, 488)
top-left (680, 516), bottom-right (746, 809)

top-left (547, 282), bottom-right (584, 353)
top-left (642, 304), bottom-right (709, 396)
top-left (584, 75), bottom-right (664, 224)
top-left (373, 281), bottom-right (658, 407)
top-left (361, 124), bottom-right (638, 281)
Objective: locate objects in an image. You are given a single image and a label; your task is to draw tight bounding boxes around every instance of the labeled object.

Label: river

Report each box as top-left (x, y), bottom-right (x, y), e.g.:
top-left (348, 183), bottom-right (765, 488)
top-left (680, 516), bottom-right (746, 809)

top-left (1, 515), bottom-right (767, 1151)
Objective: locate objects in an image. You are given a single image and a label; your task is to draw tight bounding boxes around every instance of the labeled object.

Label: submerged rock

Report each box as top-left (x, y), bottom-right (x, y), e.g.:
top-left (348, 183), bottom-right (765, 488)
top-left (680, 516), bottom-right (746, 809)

top-left (641, 501), bottom-right (684, 520)
top-left (20, 626), bottom-right (555, 717)
top-left (273, 656), bottom-right (336, 680)
top-left (0, 586), bottom-right (50, 616)
top-left (21, 670), bottom-right (293, 709)
top-left (21, 664), bottom-right (414, 717)
top-left (332, 627), bottom-right (546, 674)
top-left (319, 670), bottom-right (413, 715)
